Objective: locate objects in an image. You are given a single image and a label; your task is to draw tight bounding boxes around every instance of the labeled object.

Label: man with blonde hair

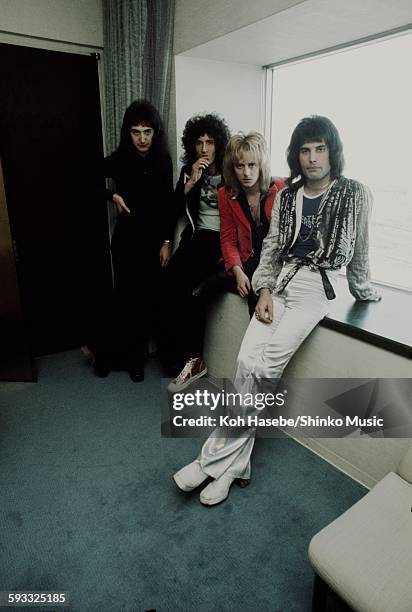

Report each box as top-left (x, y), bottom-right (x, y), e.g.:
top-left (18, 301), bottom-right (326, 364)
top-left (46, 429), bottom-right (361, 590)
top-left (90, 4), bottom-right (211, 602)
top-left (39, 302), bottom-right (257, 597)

top-left (219, 132), bottom-right (285, 313)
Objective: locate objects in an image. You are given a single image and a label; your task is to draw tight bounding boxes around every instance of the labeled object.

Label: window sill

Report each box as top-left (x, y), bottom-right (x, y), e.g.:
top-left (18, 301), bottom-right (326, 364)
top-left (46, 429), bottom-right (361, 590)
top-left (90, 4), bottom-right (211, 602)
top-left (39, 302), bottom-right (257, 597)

top-left (320, 278), bottom-right (412, 359)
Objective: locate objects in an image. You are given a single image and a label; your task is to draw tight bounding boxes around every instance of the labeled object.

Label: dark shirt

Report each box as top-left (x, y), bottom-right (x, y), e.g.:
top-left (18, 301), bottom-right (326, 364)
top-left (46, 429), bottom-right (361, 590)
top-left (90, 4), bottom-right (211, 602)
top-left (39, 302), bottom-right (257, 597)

top-left (104, 147), bottom-right (174, 246)
top-left (289, 193), bottom-right (322, 259)
top-left (237, 190), bottom-right (270, 274)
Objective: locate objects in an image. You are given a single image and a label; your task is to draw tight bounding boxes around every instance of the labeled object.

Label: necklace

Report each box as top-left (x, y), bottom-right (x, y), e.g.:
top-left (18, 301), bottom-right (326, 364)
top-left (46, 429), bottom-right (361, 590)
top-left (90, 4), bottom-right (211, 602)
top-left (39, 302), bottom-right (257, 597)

top-left (304, 180), bottom-right (331, 196)
top-left (298, 224), bottom-right (315, 243)
top-left (247, 193), bottom-right (261, 223)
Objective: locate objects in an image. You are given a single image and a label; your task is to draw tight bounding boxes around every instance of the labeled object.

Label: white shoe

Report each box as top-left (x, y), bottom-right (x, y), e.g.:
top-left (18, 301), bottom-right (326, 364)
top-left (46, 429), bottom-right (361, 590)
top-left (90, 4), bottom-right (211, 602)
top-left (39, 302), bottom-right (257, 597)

top-left (173, 460), bottom-right (208, 492)
top-left (199, 473), bottom-right (236, 506)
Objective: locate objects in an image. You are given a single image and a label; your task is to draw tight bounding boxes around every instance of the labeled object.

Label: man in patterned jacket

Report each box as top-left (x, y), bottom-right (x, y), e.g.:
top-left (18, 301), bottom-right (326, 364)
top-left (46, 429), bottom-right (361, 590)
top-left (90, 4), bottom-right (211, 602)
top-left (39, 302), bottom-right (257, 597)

top-left (173, 115), bottom-right (382, 507)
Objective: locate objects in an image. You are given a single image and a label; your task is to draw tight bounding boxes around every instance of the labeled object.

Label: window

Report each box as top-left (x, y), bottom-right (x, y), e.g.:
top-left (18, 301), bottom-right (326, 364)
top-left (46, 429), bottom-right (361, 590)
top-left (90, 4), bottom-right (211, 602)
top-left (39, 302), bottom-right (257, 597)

top-left (268, 31), bottom-right (412, 291)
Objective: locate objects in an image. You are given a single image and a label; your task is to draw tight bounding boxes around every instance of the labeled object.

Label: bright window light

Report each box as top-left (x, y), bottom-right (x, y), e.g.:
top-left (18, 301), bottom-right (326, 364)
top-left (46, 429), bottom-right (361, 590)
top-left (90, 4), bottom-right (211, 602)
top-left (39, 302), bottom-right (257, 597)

top-left (269, 31), bottom-right (412, 291)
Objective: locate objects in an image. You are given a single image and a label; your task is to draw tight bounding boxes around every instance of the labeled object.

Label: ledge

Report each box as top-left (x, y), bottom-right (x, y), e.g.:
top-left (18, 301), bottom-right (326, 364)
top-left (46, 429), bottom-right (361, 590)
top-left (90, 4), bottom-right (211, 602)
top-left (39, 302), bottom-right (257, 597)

top-left (321, 277), bottom-right (412, 359)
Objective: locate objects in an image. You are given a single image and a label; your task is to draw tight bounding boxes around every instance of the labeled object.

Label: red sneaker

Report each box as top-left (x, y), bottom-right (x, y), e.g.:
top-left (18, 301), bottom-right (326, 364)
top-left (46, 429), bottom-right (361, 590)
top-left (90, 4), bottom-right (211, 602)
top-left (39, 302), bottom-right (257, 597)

top-left (167, 357), bottom-right (207, 392)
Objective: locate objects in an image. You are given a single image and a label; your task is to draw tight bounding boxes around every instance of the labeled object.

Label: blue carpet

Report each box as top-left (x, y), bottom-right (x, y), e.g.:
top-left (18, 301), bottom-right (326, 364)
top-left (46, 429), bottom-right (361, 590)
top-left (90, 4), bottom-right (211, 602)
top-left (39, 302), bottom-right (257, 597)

top-left (0, 350), bottom-right (366, 611)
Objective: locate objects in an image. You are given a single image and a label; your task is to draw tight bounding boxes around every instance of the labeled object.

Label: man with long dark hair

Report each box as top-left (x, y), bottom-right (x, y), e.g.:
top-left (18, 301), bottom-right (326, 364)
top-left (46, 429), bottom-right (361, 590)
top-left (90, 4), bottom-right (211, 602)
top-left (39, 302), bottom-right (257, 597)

top-left (173, 115), bottom-right (381, 506)
top-left (92, 99), bottom-right (174, 381)
top-left (163, 113), bottom-right (230, 388)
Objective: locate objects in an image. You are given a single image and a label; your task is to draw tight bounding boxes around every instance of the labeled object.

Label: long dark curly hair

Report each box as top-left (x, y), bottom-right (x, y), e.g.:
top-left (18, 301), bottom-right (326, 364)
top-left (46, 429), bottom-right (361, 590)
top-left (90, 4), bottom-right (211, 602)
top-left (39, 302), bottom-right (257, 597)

top-left (181, 113), bottom-right (231, 171)
top-left (117, 99), bottom-right (169, 159)
top-left (286, 115), bottom-right (344, 188)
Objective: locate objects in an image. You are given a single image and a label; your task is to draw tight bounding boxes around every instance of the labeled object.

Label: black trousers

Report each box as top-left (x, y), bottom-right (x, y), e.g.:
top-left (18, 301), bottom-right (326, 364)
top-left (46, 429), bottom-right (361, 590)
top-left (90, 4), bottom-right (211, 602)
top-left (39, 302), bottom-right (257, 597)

top-left (194, 261), bottom-right (258, 318)
top-left (160, 230), bottom-right (221, 364)
top-left (112, 252), bottom-right (162, 368)
top-left (91, 221), bottom-right (163, 370)
top-left (160, 229), bottom-right (258, 365)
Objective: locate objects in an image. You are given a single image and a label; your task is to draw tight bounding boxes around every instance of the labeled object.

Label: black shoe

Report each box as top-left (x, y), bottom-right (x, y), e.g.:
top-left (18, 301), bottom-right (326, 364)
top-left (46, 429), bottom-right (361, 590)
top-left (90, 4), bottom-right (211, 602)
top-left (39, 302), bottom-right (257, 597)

top-left (93, 358), bottom-right (110, 378)
top-left (129, 367), bottom-right (144, 382)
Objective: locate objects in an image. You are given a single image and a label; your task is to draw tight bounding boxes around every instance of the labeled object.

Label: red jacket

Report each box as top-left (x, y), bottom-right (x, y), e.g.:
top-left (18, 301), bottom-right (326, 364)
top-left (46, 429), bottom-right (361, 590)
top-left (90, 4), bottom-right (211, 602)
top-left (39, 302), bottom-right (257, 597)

top-left (218, 179), bottom-right (286, 273)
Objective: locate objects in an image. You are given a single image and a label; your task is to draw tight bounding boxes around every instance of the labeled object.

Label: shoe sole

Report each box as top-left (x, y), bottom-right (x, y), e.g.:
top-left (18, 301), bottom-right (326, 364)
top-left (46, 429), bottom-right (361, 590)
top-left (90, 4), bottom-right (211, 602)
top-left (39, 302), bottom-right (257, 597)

top-left (93, 368), bottom-right (110, 378)
top-left (129, 374), bottom-right (144, 382)
top-left (200, 492), bottom-right (229, 506)
top-left (167, 366), bottom-right (208, 393)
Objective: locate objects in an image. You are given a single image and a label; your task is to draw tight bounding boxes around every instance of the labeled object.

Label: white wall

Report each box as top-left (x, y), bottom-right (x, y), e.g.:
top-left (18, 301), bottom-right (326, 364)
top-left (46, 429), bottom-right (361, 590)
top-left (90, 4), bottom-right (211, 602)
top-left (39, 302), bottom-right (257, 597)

top-left (0, 0), bottom-right (103, 47)
top-left (171, 0), bottom-right (300, 165)
top-left (175, 56), bottom-right (263, 167)
top-left (174, 0), bottom-right (303, 54)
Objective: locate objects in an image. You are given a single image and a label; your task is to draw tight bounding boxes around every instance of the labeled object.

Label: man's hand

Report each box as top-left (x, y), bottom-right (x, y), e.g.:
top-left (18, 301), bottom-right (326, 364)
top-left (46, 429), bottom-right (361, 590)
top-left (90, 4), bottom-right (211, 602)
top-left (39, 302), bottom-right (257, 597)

top-left (159, 242), bottom-right (171, 268)
top-left (184, 156), bottom-right (209, 194)
top-left (232, 266), bottom-right (251, 298)
top-left (113, 193), bottom-right (130, 214)
top-left (255, 288), bottom-right (273, 324)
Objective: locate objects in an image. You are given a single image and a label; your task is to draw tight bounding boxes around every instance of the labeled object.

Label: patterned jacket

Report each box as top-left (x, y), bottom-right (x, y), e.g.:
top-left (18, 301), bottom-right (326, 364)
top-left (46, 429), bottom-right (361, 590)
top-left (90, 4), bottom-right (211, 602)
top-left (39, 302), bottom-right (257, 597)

top-left (252, 176), bottom-right (380, 301)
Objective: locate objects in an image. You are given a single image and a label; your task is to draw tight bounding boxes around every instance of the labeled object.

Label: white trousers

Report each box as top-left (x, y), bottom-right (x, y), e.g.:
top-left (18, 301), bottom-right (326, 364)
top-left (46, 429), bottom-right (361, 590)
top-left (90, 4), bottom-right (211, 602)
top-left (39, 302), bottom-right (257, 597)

top-left (198, 263), bottom-right (338, 479)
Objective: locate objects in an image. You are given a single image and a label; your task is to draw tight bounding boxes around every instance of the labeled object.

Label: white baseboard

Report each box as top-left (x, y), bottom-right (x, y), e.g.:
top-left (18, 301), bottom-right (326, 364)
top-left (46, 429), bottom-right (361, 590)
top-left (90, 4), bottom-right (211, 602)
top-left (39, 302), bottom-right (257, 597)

top-left (288, 436), bottom-right (374, 490)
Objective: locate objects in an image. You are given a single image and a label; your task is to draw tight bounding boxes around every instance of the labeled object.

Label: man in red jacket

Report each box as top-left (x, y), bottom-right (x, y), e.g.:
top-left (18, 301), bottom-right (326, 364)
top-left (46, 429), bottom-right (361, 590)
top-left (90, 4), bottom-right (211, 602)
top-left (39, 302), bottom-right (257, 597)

top-left (218, 132), bottom-right (285, 315)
